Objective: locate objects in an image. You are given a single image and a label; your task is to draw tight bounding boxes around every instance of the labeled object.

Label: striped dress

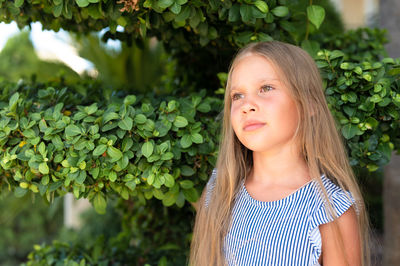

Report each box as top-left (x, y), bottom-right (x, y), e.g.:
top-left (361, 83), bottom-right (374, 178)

top-left (204, 169), bottom-right (356, 266)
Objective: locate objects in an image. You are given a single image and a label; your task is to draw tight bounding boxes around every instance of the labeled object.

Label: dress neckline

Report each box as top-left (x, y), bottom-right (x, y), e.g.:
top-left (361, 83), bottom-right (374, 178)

top-left (241, 177), bottom-right (320, 207)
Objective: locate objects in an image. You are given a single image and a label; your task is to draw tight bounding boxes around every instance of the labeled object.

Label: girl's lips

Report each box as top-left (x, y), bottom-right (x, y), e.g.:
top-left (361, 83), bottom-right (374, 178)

top-left (243, 123), bottom-right (266, 131)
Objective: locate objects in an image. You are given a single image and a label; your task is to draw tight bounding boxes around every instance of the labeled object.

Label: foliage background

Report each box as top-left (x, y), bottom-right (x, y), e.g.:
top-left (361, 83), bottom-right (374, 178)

top-left (0, 0), bottom-right (399, 265)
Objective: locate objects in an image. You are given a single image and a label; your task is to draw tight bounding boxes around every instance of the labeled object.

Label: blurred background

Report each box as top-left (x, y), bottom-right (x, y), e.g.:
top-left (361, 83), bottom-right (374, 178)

top-left (0, 0), bottom-right (399, 265)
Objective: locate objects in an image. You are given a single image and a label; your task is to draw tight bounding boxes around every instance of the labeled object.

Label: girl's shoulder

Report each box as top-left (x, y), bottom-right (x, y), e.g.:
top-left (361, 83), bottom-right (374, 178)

top-left (310, 174), bottom-right (359, 225)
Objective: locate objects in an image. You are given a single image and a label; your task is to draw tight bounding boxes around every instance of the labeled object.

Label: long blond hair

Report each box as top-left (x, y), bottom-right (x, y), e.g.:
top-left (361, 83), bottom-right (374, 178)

top-left (189, 41), bottom-right (370, 266)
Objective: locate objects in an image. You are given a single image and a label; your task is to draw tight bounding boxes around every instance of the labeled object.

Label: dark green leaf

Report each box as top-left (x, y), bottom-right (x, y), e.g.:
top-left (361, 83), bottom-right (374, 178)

top-left (183, 187), bottom-right (199, 202)
top-left (158, 0), bottom-right (174, 9)
top-left (93, 144), bottom-right (107, 156)
top-left (118, 116), bottom-right (133, 131)
top-left (341, 124), bottom-right (358, 139)
top-left (65, 124), bottom-right (81, 137)
top-left (181, 165), bottom-right (195, 176)
top-left (173, 116), bottom-right (188, 128)
top-left (93, 193), bottom-right (107, 214)
top-left (228, 4), bottom-right (240, 22)
top-left (170, 2), bottom-right (181, 14)
top-left (179, 180), bottom-right (194, 189)
top-left (15, 0), bottom-right (24, 7)
top-left (107, 146), bottom-right (123, 161)
top-left (180, 134), bottom-right (192, 148)
top-left (75, 0), bottom-right (89, 7)
top-left (271, 6), bottom-right (288, 17)
top-left (307, 5), bottom-right (325, 29)
top-left (240, 4), bottom-right (252, 23)
top-left (39, 162), bottom-right (49, 174)
top-left (254, 0), bottom-right (268, 13)
top-left (142, 142), bottom-right (154, 158)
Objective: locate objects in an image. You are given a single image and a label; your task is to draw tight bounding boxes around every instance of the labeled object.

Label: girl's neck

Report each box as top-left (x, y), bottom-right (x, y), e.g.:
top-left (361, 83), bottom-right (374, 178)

top-left (249, 147), bottom-right (310, 188)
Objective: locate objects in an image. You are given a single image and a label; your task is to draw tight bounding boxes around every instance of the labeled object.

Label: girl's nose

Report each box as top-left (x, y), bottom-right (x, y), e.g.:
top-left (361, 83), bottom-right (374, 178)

top-left (241, 99), bottom-right (258, 113)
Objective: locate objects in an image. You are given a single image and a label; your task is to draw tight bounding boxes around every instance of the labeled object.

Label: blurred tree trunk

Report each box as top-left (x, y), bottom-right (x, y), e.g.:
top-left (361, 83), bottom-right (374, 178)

top-left (383, 153), bottom-right (400, 265)
top-left (379, 0), bottom-right (400, 266)
top-left (380, 1), bottom-right (400, 265)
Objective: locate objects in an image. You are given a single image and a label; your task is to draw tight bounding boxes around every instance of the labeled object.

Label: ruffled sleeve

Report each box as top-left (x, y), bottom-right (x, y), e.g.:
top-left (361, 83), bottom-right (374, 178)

top-left (308, 177), bottom-right (357, 264)
top-left (204, 168), bottom-right (217, 208)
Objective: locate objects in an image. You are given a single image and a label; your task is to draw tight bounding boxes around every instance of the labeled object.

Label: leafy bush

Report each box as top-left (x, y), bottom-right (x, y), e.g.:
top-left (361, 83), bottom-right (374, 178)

top-left (0, 0), bottom-right (399, 265)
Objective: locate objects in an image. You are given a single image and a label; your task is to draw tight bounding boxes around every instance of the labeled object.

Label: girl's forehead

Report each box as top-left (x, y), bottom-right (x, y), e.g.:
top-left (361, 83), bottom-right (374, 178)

top-left (230, 55), bottom-right (282, 86)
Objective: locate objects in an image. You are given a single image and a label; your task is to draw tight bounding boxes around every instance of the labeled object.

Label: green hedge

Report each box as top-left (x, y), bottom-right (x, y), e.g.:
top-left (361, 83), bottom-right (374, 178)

top-left (0, 0), bottom-right (344, 90)
top-left (1, 50), bottom-right (399, 215)
top-left (0, 82), bottom-right (221, 214)
top-left (1, 1), bottom-right (400, 265)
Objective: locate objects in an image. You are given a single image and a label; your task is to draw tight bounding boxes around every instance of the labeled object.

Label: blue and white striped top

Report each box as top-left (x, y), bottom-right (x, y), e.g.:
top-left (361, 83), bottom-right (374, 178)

top-left (205, 169), bottom-right (356, 266)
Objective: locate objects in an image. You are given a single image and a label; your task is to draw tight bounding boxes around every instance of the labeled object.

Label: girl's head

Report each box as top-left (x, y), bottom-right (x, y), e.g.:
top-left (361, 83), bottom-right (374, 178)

top-left (190, 41), bottom-right (370, 266)
top-left (224, 41), bottom-right (327, 166)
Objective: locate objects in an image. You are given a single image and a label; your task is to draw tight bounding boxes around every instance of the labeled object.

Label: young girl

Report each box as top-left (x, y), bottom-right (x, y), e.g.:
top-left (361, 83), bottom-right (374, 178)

top-left (189, 41), bottom-right (370, 266)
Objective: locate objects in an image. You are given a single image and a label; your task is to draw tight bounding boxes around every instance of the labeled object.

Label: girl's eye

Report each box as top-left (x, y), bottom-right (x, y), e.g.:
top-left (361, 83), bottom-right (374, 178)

top-left (232, 93), bottom-right (242, 101)
top-left (260, 85), bottom-right (273, 93)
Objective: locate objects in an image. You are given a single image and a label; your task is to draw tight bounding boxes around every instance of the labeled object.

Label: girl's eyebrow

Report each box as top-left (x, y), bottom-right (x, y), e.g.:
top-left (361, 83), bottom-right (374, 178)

top-left (230, 78), bottom-right (280, 92)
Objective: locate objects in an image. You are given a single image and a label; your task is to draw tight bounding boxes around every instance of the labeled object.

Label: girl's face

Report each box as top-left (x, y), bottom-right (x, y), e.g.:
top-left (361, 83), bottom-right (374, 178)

top-left (229, 54), bottom-right (300, 154)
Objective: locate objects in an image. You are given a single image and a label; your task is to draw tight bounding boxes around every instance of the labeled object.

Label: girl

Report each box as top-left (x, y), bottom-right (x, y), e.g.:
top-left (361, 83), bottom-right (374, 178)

top-left (189, 41), bottom-right (370, 266)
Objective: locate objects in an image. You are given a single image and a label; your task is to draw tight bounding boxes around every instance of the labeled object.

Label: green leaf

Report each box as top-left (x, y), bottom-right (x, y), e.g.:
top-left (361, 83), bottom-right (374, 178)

top-left (258, 32), bottom-right (273, 42)
top-left (175, 5), bottom-right (191, 22)
top-left (301, 40), bottom-right (320, 58)
top-left (23, 128), bottom-right (36, 138)
top-left (254, 0), bottom-right (268, 13)
top-left (330, 50), bottom-right (345, 60)
top-left (107, 146), bottom-right (123, 161)
top-left (15, 0), bottom-right (24, 8)
top-left (164, 173), bottom-right (175, 188)
top-left (307, 5), bottom-right (325, 29)
top-left (9, 92), bottom-right (19, 111)
top-left (365, 117), bottom-right (378, 130)
top-left (271, 6), bottom-right (288, 17)
top-left (109, 171), bottom-right (117, 182)
top-left (180, 134), bottom-right (192, 148)
top-left (39, 162), bottom-right (49, 174)
top-left (341, 124), bottom-right (358, 139)
top-left (103, 112), bottom-right (119, 124)
top-left (122, 138), bottom-right (133, 152)
top-left (14, 187), bottom-right (28, 198)
top-left (93, 144), bottom-right (107, 156)
top-left (191, 133), bottom-right (203, 144)
top-left (124, 95), bottom-right (137, 105)
top-left (38, 142), bottom-right (46, 156)
top-left (181, 165), bottom-right (195, 176)
top-left (170, 2), bottom-right (181, 14)
top-left (86, 103), bottom-right (98, 115)
top-left (75, 0), bottom-right (89, 7)
top-left (228, 4), bottom-right (240, 22)
top-left (182, 187), bottom-right (199, 202)
top-left (118, 116), bottom-right (133, 131)
top-left (142, 142), bottom-right (154, 158)
top-left (161, 152), bottom-right (174, 160)
top-left (173, 116), bottom-right (188, 128)
top-left (65, 124), bottom-right (81, 137)
top-left (125, 180), bottom-right (136, 190)
top-left (240, 4), bottom-right (252, 23)
top-left (162, 191), bottom-right (179, 206)
top-left (158, 0), bottom-right (173, 8)
top-left (388, 68), bottom-right (400, 76)
top-left (251, 6), bottom-right (267, 19)
top-left (93, 193), bottom-right (107, 214)
top-left (76, 170), bottom-right (87, 184)
top-left (179, 180), bottom-right (194, 189)
top-left (134, 114), bottom-right (147, 124)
